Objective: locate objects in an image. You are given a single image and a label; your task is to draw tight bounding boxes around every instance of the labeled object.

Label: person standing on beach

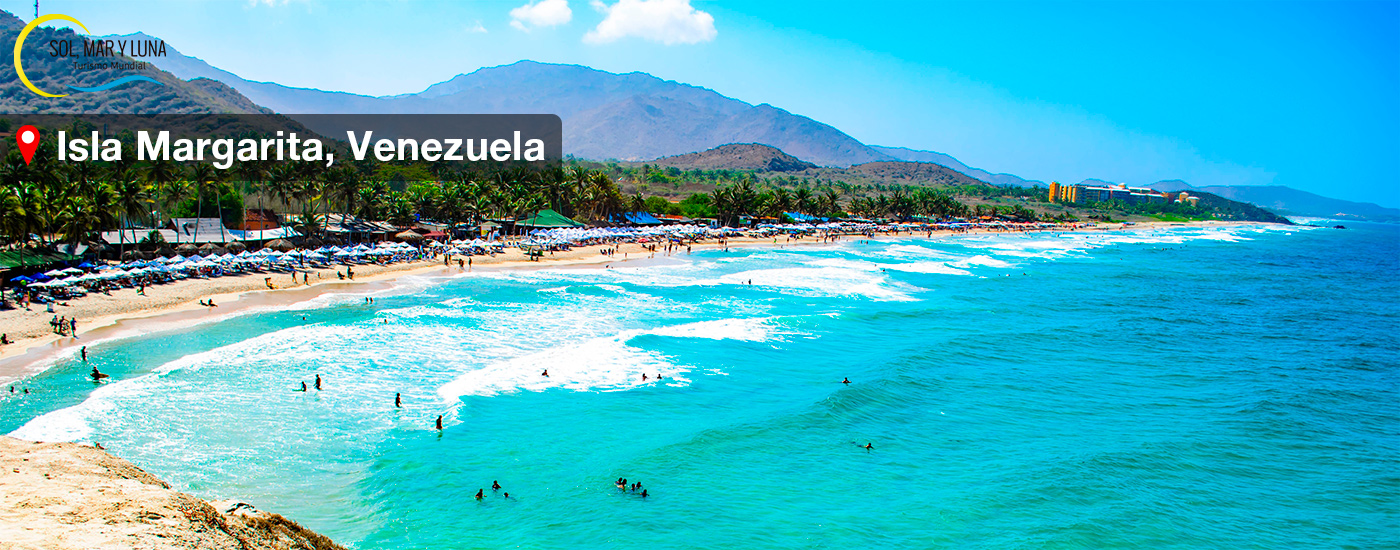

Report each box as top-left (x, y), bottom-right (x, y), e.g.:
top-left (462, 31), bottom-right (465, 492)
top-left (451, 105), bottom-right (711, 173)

top-left (347, 267), bottom-right (354, 280)
top-left (70, 318), bottom-right (78, 336)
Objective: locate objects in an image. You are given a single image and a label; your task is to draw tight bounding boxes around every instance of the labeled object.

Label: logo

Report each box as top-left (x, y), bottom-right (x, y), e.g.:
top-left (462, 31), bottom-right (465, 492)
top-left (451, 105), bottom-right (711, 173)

top-left (13, 14), bottom-right (164, 98)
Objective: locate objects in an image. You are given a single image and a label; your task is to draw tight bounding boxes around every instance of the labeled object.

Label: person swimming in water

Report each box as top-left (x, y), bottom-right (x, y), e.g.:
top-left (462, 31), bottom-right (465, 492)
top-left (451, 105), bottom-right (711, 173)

top-left (436, 415), bottom-right (443, 430)
top-left (492, 480), bottom-right (501, 491)
top-left (475, 489), bottom-right (484, 500)
top-left (503, 492), bottom-right (509, 499)
top-left (297, 382), bottom-right (307, 392)
top-left (642, 374), bottom-right (647, 382)
top-left (395, 393), bottom-right (402, 408)
top-left (842, 377), bottom-right (851, 384)
top-left (641, 489), bottom-right (648, 498)
top-left (864, 443), bottom-right (873, 451)
top-left (542, 369), bottom-right (549, 377)
top-left (615, 477), bottom-right (625, 488)
top-left (314, 374), bottom-right (322, 390)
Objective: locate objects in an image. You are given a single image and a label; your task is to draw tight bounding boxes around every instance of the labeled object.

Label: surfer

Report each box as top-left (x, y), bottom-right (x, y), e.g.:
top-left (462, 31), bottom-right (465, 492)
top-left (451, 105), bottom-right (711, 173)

top-left (642, 374), bottom-right (647, 382)
top-left (492, 480), bottom-right (501, 491)
top-left (864, 443), bottom-right (873, 451)
top-left (542, 369), bottom-right (549, 377)
top-left (436, 415), bottom-right (443, 430)
top-left (395, 393), bottom-right (402, 408)
top-left (842, 377), bottom-right (851, 384)
top-left (314, 374), bottom-right (322, 390)
top-left (475, 489), bottom-right (484, 500)
top-left (90, 366), bottom-right (107, 381)
top-left (297, 382), bottom-right (307, 392)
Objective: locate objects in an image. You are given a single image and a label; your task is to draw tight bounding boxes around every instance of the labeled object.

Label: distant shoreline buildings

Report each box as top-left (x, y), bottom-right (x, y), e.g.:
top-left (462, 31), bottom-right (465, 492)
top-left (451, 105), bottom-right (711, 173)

top-left (1048, 182), bottom-right (1199, 206)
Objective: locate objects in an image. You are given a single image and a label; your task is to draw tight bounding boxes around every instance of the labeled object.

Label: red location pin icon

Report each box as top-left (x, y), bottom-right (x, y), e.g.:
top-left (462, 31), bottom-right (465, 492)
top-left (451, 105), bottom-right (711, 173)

top-left (16, 125), bottom-right (39, 165)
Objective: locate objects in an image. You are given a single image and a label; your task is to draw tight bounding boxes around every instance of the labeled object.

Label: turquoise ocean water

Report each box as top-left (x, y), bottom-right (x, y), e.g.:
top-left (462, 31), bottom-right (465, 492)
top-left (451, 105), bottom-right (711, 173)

top-left (2, 222), bottom-right (1397, 549)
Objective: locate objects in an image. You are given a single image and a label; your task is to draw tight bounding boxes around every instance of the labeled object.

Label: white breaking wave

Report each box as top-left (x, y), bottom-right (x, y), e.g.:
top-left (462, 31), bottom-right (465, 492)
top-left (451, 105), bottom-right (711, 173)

top-left (435, 317), bottom-right (778, 400)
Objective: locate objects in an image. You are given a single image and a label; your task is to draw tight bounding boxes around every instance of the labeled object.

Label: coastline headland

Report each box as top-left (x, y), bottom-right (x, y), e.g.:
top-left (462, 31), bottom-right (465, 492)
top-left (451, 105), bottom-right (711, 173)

top-left (0, 436), bottom-right (344, 550)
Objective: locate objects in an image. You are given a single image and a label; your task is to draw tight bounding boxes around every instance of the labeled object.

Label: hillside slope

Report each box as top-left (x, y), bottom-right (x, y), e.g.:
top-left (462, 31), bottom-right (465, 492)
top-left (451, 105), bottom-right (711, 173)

top-left (869, 145), bottom-right (1044, 187)
top-left (0, 12), bottom-right (266, 114)
top-left (648, 143), bottom-right (817, 172)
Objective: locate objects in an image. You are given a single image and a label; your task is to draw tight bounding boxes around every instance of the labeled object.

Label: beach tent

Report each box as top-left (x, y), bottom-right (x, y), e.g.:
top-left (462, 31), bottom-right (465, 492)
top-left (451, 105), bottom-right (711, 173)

top-left (615, 212), bottom-right (663, 226)
top-left (516, 209), bottom-right (583, 229)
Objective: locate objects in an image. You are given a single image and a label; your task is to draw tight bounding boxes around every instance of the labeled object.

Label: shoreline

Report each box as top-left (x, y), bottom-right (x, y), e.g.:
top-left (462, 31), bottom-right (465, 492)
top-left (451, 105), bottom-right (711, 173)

top-left (0, 220), bottom-right (1248, 384)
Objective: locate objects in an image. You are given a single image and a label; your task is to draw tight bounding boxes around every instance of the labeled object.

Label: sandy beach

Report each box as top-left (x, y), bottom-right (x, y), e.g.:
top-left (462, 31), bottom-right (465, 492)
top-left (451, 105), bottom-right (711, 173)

top-left (0, 221), bottom-right (1234, 383)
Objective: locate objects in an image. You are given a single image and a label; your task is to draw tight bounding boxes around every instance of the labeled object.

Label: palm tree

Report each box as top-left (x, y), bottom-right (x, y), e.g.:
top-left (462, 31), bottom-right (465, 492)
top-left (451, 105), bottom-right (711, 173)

top-left (110, 175), bottom-right (150, 260)
top-left (143, 158), bottom-right (182, 227)
top-left (188, 163), bottom-right (219, 245)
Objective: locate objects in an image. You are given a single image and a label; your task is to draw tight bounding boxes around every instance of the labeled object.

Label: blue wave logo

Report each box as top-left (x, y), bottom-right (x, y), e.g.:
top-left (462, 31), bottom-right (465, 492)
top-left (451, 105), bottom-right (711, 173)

top-left (68, 74), bottom-right (164, 93)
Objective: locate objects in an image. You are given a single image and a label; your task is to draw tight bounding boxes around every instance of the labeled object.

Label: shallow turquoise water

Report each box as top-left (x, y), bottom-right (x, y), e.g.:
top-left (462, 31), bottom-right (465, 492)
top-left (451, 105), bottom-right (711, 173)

top-left (3, 223), bottom-right (1398, 549)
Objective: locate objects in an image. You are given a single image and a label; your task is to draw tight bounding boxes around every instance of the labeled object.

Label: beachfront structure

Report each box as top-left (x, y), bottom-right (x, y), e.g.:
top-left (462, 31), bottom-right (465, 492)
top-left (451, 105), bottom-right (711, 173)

top-left (100, 218), bottom-right (300, 246)
top-left (242, 209), bottom-right (281, 231)
top-left (1177, 192), bottom-right (1201, 206)
top-left (1048, 182), bottom-right (1170, 205)
top-left (613, 212), bottom-right (664, 226)
top-left (515, 209), bottom-right (584, 229)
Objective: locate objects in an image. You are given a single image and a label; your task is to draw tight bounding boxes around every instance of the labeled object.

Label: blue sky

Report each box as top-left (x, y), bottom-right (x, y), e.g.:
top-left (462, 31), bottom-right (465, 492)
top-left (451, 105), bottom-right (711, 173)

top-left (8, 0), bottom-right (1398, 206)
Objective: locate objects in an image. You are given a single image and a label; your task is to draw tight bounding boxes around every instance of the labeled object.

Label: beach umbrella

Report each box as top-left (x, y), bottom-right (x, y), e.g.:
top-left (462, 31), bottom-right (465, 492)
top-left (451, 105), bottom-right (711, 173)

top-left (43, 269), bottom-right (65, 277)
top-left (9, 275), bottom-right (34, 283)
top-left (176, 243), bottom-right (200, 256)
top-left (225, 241), bottom-right (248, 254)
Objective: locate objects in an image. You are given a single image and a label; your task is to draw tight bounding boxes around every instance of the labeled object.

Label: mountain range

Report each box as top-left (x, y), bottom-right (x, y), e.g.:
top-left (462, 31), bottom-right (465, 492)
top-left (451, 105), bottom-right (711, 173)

top-left (1146, 180), bottom-right (1400, 222)
top-left (0, 9), bottom-right (1388, 222)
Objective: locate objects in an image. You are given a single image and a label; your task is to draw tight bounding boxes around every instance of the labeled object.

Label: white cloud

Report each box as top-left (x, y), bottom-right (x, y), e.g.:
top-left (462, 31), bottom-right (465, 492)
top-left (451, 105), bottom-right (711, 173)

top-left (584, 0), bottom-right (716, 45)
top-left (510, 0), bottom-right (573, 31)
top-left (466, 21), bottom-right (488, 34)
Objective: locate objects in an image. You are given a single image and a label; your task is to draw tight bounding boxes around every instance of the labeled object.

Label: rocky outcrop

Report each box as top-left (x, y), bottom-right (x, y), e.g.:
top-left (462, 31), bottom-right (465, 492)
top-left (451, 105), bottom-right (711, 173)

top-left (0, 436), bottom-right (343, 550)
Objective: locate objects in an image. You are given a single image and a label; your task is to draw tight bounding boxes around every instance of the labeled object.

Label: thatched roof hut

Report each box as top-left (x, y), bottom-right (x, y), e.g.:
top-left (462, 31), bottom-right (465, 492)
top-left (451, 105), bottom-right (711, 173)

top-left (266, 239), bottom-right (296, 252)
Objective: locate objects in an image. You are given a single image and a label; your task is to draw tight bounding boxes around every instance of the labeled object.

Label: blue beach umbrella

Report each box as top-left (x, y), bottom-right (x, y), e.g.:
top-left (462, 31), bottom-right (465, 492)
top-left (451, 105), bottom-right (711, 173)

top-left (9, 275), bottom-right (34, 283)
